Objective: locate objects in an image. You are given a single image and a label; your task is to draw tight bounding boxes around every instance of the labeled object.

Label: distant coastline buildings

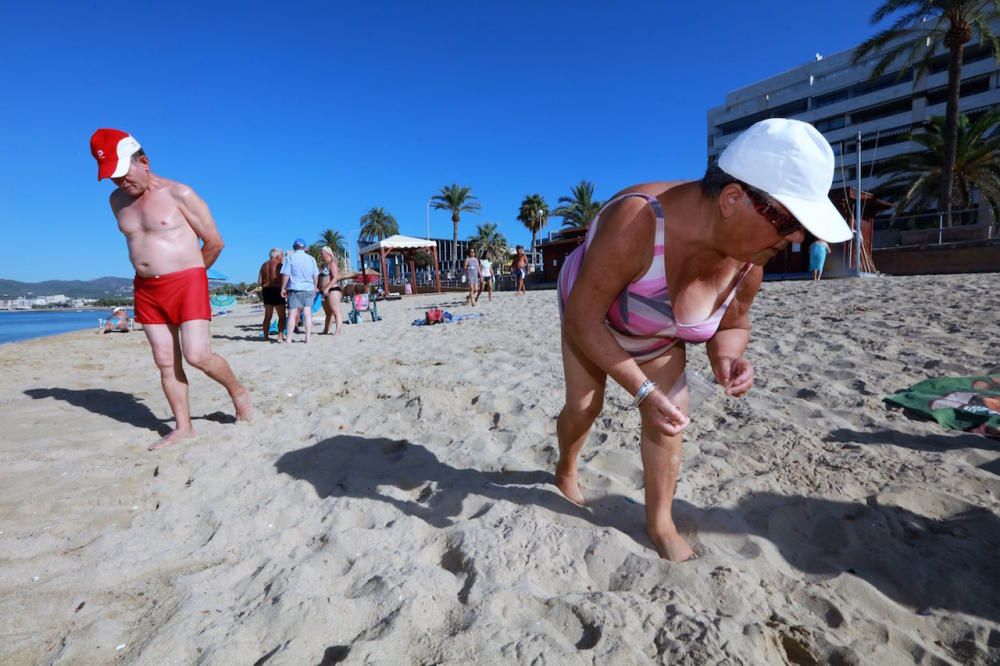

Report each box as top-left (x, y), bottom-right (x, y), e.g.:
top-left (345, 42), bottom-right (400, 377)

top-left (0, 295), bottom-right (96, 310)
top-left (707, 21), bottom-right (1000, 199)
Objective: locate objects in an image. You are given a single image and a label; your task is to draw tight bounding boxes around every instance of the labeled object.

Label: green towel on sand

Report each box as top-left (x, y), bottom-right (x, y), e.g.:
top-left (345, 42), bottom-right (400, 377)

top-left (885, 375), bottom-right (1000, 437)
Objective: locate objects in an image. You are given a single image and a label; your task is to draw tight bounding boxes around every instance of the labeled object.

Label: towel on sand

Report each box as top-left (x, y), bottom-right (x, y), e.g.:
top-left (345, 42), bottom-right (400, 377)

top-left (885, 375), bottom-right (1000, 437)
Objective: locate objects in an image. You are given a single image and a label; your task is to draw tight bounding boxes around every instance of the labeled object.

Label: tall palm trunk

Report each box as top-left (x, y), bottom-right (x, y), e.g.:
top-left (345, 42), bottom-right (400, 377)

top-left (530, 229), bottom-right (537, 254)
top-left (941, 23), bottom-right (972, 227)
top-left (452, 214), bottom-right (459, 269)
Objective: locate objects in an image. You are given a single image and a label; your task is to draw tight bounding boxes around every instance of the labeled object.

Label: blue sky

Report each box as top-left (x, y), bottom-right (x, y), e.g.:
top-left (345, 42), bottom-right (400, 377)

top-left (1, 0), bottom-right (885, 283)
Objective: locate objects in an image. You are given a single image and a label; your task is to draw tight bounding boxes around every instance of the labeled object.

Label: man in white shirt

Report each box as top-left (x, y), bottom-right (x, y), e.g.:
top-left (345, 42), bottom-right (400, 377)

top-left (280, 239), bottom-right (319, 343)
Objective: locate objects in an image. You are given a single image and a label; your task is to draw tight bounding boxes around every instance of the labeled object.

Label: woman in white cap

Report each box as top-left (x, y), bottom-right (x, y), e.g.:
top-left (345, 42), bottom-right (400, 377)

top-left (555, 118), bottom-right (851, 561)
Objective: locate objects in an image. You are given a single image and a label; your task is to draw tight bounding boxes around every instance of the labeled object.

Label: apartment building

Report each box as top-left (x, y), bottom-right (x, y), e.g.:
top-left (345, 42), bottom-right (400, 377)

top-left (707, 25), bottom-right (1000, 203)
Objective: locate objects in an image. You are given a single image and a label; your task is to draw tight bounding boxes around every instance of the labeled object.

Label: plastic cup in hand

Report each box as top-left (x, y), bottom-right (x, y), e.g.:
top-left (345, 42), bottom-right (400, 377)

top-left (685, 369), bottom-right (717, 413)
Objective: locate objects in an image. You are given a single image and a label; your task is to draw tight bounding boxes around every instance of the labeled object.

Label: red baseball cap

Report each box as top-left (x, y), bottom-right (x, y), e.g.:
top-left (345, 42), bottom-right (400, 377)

top-left (90, 128), bottom-right (142, 180)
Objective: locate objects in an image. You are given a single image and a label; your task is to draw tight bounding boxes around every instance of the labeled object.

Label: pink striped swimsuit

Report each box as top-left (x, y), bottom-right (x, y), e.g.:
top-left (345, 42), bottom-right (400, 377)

top-left (557, 192), bottom-right (753, 363)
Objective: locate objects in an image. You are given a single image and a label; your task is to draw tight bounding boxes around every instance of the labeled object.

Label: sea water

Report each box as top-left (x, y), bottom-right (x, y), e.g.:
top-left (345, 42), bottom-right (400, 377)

top-left (0, 311), bottom-right (108, 345)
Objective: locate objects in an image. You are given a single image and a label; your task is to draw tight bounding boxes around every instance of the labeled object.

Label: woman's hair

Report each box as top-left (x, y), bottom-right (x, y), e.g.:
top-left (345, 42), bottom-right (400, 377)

top-left (700, 163), bottom-right (771, 202)
top-left (269, 248), bottom-right (282, 260)
top-left (321, 246), bottom-right (334, 258)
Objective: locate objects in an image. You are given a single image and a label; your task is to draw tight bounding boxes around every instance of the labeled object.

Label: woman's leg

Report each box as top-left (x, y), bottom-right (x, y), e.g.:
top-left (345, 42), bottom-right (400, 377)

top-left (555, 329), bottom-right (607, 505)
top-left (332, 292), bottom-right (344, 335)
top-left (321, 297), bottom-right (333, 334)
top-left (637, 345), bottom-right (694, 562)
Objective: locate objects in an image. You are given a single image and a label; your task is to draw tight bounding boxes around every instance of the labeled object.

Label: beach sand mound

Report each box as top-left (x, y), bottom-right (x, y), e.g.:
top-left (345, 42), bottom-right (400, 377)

top-left (1, 274), bottom-right (999, 664)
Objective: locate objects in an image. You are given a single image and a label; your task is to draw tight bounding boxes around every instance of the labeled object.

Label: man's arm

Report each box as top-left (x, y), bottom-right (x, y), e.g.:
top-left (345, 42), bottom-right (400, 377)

top-left (173, 184), bottom-right (224, 268)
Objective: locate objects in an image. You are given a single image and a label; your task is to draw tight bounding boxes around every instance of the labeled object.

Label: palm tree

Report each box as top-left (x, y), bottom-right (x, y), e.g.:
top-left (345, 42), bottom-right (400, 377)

top-left (359, 207), bottom-right (399, 241)
top-left (359, 207), bottom-right (399, 274)
top-left (876, 111), bottom-right (1000, 216)
top-left (317, 228), bottom-right (349, 272)
top-left (317, 229), bottom-right (347, 258)
top-left (852, 1), bottom-right (1000, 225)
top-left (517, 194), bottom-right (549, 252)
top-left (554, 180), bottom-right (603, 228)
top-left (430, 184), bottom-right (481, 264)
top-left (468, 222), bottom-right (509, 264)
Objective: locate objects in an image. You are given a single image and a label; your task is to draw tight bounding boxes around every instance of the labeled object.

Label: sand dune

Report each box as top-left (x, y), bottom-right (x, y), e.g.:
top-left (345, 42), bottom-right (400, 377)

top-left (1, 273), bottom-right (998, 664)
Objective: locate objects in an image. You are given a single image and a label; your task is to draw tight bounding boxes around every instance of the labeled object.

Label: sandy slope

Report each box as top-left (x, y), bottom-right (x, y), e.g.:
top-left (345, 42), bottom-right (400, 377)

top-left (1, 274), bottom-right (998, 664)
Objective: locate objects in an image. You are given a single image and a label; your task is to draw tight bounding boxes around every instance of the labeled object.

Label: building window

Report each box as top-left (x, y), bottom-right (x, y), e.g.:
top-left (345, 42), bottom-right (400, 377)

top-left (851, 97), bottom-right (912, 124)
top-left (925, 74), bottom-right (991, 106)
top-left (814, 115), bottom-right (846, 132)
top-left (814, 88), bottom-right (849, 108)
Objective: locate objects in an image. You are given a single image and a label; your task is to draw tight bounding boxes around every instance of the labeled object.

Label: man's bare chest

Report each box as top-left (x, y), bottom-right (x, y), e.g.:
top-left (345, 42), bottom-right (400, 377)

top-left (117, 195), bottom-right (186, 235)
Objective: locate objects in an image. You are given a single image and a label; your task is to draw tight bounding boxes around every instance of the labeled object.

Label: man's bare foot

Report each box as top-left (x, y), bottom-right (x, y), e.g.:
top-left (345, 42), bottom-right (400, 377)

top-left (232, 387), bottom-right (253, 422)
top-left (554, 470), bottom-right (586, 506)
top-left (148, 428), bottom-right (196, 451)
top-left (648, 525), bottom-right (697, 562)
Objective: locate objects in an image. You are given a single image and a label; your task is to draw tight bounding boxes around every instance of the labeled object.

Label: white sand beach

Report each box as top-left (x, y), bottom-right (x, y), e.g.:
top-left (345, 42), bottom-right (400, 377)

top-left (1, 273), bottom-right (998, 664)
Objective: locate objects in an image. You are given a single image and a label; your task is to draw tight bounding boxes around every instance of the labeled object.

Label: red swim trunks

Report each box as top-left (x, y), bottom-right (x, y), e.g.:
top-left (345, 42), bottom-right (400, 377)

top-left (133, 267), bottom-right (211, 326)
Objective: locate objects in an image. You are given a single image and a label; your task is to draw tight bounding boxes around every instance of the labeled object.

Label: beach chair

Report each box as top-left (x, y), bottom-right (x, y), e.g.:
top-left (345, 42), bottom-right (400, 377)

top-left (347, 292), bottom-right (381, 324)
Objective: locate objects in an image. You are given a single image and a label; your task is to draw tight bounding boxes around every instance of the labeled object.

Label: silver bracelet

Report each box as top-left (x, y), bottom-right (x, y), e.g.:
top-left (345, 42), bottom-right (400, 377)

top-left (631, 380), bottom-right (658, 409)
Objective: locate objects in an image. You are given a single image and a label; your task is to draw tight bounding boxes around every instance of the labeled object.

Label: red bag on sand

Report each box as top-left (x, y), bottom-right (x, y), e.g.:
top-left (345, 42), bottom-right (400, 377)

top-left (425, 307), bottom-right (444, 325)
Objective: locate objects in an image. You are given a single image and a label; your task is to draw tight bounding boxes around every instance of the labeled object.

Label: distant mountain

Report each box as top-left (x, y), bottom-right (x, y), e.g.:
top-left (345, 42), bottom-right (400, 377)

top-left (0, 276), bottom-right (134, 299)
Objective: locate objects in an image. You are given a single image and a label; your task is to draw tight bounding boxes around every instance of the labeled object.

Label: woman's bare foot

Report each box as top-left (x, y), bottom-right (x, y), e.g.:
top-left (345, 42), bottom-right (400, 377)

top-left (648, 524), bottom-right (696, 562)
top-left (232, 387), bottom-right (253, 422)
top-left (554, 469), bottom-right (586, 506)
top-left (148, 428), bottom-right (196, 451)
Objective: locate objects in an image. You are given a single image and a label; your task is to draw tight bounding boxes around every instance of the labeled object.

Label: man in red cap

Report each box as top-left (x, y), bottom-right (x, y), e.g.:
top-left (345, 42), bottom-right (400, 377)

top-left (90, 129), bottom-right (252, 450)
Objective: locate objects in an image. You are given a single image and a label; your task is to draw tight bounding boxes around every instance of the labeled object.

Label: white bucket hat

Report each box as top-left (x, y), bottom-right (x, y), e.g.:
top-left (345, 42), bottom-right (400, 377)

top-left (718, 118), bottom-right (852, 243)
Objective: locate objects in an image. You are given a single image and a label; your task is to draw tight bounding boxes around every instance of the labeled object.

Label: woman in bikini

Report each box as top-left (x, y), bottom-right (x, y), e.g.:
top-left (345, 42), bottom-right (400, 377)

top-left (556, 119), bottom-right (852, 562)
top-left (318, 246), bottom-right (344, 336)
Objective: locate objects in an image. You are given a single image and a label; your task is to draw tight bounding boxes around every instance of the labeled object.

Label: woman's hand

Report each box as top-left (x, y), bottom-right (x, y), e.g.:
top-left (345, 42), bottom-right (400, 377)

top-left (715, 357), bottom-right (754, 398)
top-left (638, 389), bottom-right (690, 437)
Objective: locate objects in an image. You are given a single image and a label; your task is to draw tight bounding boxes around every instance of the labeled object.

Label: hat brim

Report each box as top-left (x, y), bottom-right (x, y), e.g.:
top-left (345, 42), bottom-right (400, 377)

top-left (97, 159), bottom-right (117, 180)
top-left (769, 193), bottom-right (853, 243)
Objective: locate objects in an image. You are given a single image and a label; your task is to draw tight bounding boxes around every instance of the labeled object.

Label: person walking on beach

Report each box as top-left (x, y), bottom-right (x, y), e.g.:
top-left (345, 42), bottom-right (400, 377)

top-left (476, 250), bottom-right (493, 303)
top-left (281, 239), bottom-right (319, 343)
top-left (258, 248), bottom-right (286, 341)
top-left (555, 119), bottom-right (850, 561)
top-left (513, 246), bottom-right (528, 295)
top-left (463, 248), bottom-right (481, 306)
top-left (90, 128), bottom-right (252, 451)
top-left (810, 239), bottom-right (831, 281)
top-left (318, 246), bottom-right (344, 335)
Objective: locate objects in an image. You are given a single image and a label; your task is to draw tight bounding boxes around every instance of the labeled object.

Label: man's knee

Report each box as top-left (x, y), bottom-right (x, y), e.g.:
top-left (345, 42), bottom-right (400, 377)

top-left (183, 347), bottom-right (215, 369)
top-left (151, 351), bottom-right (175, 371)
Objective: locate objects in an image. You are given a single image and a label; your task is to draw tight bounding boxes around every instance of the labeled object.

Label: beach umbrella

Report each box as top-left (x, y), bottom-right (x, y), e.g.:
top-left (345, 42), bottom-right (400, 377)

top-left (206, 268), bottom-right (229, 283)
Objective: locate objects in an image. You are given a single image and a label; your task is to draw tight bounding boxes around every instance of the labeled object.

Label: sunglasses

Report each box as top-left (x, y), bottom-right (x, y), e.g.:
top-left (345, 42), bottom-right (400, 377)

top-left (745, 189), bottom-right (804, 237)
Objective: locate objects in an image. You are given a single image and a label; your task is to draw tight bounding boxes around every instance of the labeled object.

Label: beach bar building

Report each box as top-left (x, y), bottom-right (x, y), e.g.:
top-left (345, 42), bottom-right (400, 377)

top-left (537, 227), bottom-right (588, 283)
top-left (358, 235), bottom-right (441, 295)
